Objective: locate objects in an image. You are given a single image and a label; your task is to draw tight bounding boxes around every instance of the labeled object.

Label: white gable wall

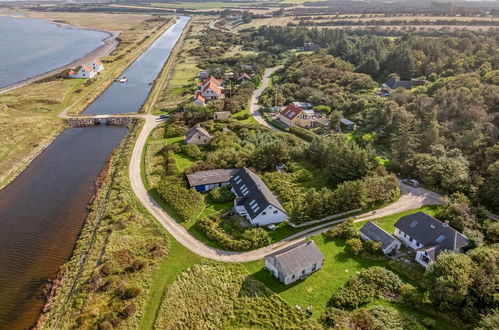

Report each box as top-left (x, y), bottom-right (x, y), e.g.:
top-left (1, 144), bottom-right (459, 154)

top-left (394, 228), bottom-right (423, 250)
top-left (250, 205), bottom-right (287, 227)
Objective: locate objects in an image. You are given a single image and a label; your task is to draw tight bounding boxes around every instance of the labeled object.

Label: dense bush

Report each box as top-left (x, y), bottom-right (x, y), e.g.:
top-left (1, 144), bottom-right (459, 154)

top-left (324, 218), bottom-right (357, 240)
top-left (207, 186), bottom-right (234, 204)
top-left (330, 267), bottom-right (403, 309)
top-left (196, 217), bottom-right (272, 251)
top-left (157, 177), bottom-right (203, 221)
top-left (182, 144), bottom-right (204, 160)
top-left (345, 238), bottom-right (363, 255)
top-left (164, 123), bottom-right (187, 138)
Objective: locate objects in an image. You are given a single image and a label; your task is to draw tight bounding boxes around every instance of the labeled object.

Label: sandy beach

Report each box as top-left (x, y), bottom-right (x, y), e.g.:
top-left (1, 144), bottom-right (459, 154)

top-left (0, 18), bottom-right (120, 95)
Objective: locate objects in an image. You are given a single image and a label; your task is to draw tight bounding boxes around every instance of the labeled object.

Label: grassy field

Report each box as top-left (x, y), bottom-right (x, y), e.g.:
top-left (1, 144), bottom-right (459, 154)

top-left (0, 14), bottom-right (174, 189)
top-left (151, 1), bottom-right (264, 9)
top-left (154, 262), bottom-right (320, 328)
top-left (154, 17), bottom-right (211, 112)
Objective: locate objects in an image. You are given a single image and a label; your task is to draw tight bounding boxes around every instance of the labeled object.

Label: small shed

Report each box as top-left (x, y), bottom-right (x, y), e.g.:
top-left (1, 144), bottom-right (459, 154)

top-left (340, 118), bottom-right (356, 131)
top-left (214, 111), bottom-right (231, 121)
top-left (359, 221), bottom-right (401, 255)
top-left (265, 241), bottom-right (324, 285)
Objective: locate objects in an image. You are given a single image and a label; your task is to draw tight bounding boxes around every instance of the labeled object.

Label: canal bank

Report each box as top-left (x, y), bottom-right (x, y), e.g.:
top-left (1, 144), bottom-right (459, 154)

top-left (0, 16), bottom-right (191, 329)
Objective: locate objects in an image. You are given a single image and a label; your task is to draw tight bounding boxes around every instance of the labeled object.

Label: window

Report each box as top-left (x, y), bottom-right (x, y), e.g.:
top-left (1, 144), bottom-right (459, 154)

top-left (409, 238), bottom-right (413, 243)
top-left (312, 264), bottom-right (317, 271)
top-left (302, 269), bottom-right (306, 275)
top-left (292, 275), bottom-right (295, 279)
top-left (262, 212), bottom-right (266, 215)
top-left (273, 210), bottom-right (278, 214)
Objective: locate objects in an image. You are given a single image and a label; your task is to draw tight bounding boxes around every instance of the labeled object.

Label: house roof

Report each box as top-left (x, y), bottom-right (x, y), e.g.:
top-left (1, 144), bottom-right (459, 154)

top-left (384, 77), bottom-right (413, 90)
top-left (69, 70), bottom-right (75, 75)
top-left (238, 73), bottom-right (251, 80)
top-left (186, 169), bottom-right (238, 187)
top-left (292, 101), bottom-right (312, 109)
top-left (206, 76), bottom-right (222, 86)
top-left (92, 59), bottom-right (103, 65)
top-left (395, 212), bottom-right (468, 258)
top-left (185, 124), bottom-right (211, 141)
top-left (279, 104), bottom-right (303, 121)
top-left (81, 64), bottom-right (94, 72)
top-left (340, 118), bottom-right (355, 125)
top-left (194, 93), bottom-right (205, 103)
top-left (202, 81), bottom-right (222, 95)
top-left (360, 221), bottom-right (398, 250)
top-left (266, 241), bottom-right (324, 277)
top-left (229, 168), bottom-right (286, 220)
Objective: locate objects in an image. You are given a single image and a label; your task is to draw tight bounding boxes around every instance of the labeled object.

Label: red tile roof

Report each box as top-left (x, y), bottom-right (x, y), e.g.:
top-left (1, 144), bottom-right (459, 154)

top-left (279, 104), bottom-right (303, 120)
top-left (81, 64), bottom-right (94, 72)
top-left (206, 76), bottom-right (222, 86)
top-left (93, 59), bottom-right (103, 65)
top-left (194, 94), bottom-right (206, 103)
top-left (202, 81), bottom-right (222, 95)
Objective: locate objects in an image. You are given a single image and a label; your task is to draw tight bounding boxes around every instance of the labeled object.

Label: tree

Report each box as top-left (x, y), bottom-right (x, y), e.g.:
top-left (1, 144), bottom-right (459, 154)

top-left (423, 252), bottom-right (473, 310)
top-left (251, 141), bottom-right (289, 171)
top-left (346, 238), bottom-right (364, 255)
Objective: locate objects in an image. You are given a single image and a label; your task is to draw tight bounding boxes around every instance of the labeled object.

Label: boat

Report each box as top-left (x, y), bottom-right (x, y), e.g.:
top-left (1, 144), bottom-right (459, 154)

top-left (114, 76), bottom-right (128, 83)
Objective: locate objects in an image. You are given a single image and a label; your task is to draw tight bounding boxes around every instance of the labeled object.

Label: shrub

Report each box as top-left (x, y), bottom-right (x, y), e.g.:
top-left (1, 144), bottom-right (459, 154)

top-left (120, 303), bottom-right (138, 319)
top-left (117, 285), bottom-right (142, 300)
top-left (324, 218), bottom-right (357, 240)
top-left (330, 267), bottom-right (403, 309)
top-left (164, 123), bottom-right (187, 137)
top-left (289, 126), bottom-right (316, 141)
top-left (182, 144), bottom-right (204, 160)
top-left (345, 238), bottom-right (363, 255)
top-left (242, 228), bottom-right (272, 248)
top-left (207, 186), bottom-right (234, 204)
top-left (157, 177), bottom-right (203, 221)
top-left (363, 240), bottom-right (383, 255)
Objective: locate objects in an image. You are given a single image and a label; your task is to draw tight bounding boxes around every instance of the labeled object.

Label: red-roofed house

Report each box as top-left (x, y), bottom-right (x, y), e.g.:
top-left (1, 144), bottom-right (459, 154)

top-left (69, 65), bottom-right (96, 79)
top-left (193, 92), bottom-right (206, 107)
top-left (278, 103), bottom-right (327, 128)
top-left (278, 104), bottom-right (304, 127)
top-left (90, 59), bottom-right (104, 72)
top-left (238, 73), bottom-right (251, 82)
top-left (201, 81), bottom-right (223, 100)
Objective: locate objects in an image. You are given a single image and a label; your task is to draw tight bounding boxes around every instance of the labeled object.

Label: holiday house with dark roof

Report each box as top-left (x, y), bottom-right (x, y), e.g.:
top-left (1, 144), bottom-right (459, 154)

top-left (360, 221), bottom-right (401, 255)
top-left (184, 124), bottom-right (212, 146)
top-left (186, 169), bottom-right (238, 192)
top-left (230, 168), bottom-right (287, 227)
top-left (394, 212), bottom-right (468, 268)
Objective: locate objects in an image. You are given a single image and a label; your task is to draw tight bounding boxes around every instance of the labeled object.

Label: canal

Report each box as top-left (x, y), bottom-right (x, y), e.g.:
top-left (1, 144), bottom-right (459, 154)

top-left (0, 16), bottom-right (189, 329)
top-left (84, 16), bottom-right (190, 115)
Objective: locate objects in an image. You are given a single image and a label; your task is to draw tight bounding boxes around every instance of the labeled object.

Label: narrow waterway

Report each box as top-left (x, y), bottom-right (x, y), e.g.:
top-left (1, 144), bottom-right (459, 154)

top-left (0, 16), bottom-right (190, 329)
top-left (0, 126), bottom-right (127, 329)
top-left (84, 16), bottom-right (190, 115)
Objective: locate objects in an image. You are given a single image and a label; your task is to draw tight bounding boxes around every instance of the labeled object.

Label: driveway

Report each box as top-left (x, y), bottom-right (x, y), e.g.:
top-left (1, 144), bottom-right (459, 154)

top-left (249, 67), bottom-right (281, 131)
top-left (128, 116), bottom-right (443, 262)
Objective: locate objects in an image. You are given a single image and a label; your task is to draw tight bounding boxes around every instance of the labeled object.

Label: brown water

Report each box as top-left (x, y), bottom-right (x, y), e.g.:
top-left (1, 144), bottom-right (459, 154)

top-left (0, 125), bottom-right (127, 329)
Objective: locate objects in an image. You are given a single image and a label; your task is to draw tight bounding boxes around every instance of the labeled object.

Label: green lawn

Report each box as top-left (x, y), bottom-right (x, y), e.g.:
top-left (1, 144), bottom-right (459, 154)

top-left (232, 107), bottom-right (258, 125)
top-left (243, 206), bottom-right (449, 326)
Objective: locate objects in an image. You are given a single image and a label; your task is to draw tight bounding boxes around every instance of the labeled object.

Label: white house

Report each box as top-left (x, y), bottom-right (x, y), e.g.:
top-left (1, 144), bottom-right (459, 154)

top-left (359, 221), bottom-right (401, 255)
top-left (230, 168), bottom-right (287, 227)
top-left (89, 59), bottom-right (104, 72)
top-left (394, 212), bottom-right (468, 268)
top-left (69, 65), bottom-right (96, 79)
top-left (265, 241), bottom-right (324, 285)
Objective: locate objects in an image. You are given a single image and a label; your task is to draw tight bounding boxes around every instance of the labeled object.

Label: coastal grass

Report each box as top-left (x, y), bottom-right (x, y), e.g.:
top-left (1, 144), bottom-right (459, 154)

top-left (36, 121), bottom-right (173, 329)
top-left (153, 262), bottom-right (320, 328)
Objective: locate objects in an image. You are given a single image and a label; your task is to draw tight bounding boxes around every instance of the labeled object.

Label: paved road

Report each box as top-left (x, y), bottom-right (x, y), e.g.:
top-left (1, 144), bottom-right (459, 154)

top-left (249, 66), bottom-right (281, 131)
top-left (127, 115), bottom-right (443, 262)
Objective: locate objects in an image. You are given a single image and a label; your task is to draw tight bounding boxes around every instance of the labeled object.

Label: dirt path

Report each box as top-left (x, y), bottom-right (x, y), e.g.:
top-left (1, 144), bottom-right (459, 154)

top-left (249, 66), bottom-right (280, 131)
top-left (128, 115), bottom-right (442, 262)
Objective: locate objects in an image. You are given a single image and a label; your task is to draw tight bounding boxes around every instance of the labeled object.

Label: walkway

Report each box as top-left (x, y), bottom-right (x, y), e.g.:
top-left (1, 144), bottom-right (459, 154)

top-left (249, 66), bottom-right (281, 131)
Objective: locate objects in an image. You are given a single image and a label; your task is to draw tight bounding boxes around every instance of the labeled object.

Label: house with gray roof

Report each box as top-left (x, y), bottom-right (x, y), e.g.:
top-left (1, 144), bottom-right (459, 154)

top-left (394, 212), bottom-right (468, 268)
top-left (340, 118), bottom-right (356, 131)
top-left (265, 241), bottom-right (324, 285)
top-left (185, 124), bottom-right (212, 146)
top-left (186, 169), bottom-right (238, 192)
top-left (230, 168), bottom-right (287, 226)
top-left (360, 221), bottom-right (401, 255)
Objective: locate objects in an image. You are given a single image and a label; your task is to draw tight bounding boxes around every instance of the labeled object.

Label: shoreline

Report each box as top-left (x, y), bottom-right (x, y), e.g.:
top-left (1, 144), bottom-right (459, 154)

top-left (0, 16), bottom-right (120, 95)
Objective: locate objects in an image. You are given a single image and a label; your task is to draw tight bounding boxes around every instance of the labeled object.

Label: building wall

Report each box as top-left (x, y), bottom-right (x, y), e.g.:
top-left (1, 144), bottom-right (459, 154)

top-left (360, 232), bottom-right (401, 254)
top-left (415, 251), bottom-right (432, 268)
top-left (186, 132), bottom-right (211, 146)
top-left (283, 259), bottom-right (323, 285)
top-left (251, 205), bottom-right (287, 227)
top-left (214, 112), bottom-right (230, 120)
top-left (394, 228), bottom-right (423, 250)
